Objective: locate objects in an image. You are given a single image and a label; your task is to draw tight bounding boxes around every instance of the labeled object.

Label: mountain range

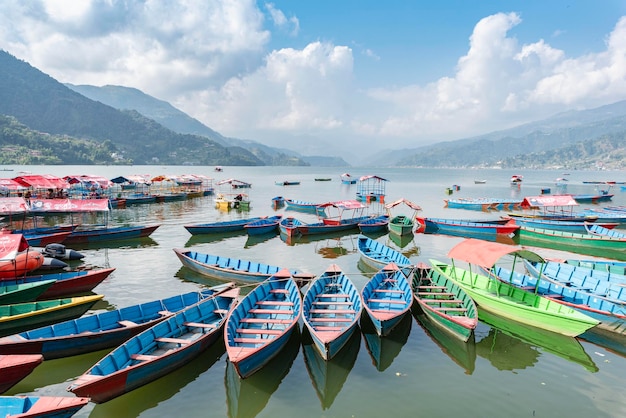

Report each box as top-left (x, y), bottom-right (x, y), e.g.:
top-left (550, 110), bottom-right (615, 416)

top-left (1, 49), bottom-right (625, 168)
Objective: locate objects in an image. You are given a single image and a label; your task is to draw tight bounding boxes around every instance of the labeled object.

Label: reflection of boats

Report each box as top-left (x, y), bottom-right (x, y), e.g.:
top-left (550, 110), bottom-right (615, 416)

top-left (244, 232), bottom-right (278, 248)
top-left (225, 327), bottom-right (300, 418)
top-left (387, 231), bottom-right (417, 249)
top-left (302, 326), bottom-right (360, 410)
top-left (302, 264), bottom-right (362, 360)
top-left (224, 270), bottom-right (302, 378)
top-left (361, 312), bottom-right (411, 372)
top-left (413, 312), bottom-right (476, 375)
top-left (477, 310), bottom-right (598, 373)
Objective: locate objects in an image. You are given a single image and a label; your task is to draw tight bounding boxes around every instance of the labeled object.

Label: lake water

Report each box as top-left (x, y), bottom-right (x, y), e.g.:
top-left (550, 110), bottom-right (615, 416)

top-left (4, 165), bottom-right (626, 418)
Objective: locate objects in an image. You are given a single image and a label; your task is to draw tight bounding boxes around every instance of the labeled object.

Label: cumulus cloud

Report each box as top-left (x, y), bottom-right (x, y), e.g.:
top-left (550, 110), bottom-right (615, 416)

top-left (0, 2), bottom-right (625, 157)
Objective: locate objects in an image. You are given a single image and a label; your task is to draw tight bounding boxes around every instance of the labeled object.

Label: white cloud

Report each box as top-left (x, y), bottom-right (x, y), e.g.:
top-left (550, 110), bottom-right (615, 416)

top-left (0, 3), bottom-right (625, 158)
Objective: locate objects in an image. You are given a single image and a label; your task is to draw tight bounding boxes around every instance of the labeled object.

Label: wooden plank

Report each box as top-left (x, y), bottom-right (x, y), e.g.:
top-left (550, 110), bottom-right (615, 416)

top-left (184, 322), bottom-right (216, 329)
top-left (317, 293), bottom-right (349, 298)
top-left (118, 320), bottom-right (138, 327)
top-left (234, 337), bottom-right (266, 344)
top-left (131, 354), bottom-right (158, 361)
top-left (373, 289), bottom-right (405, 294)
top-left (308, 317), bottom-right (353, 322)
top-left (309, 309), bottom-right (356, 314)
top-left (313, 326), bottom-right (345, 331)
top-left (249, 308), bottom-right (293, 315)
top-left (422, 299), bottom-right (464, 304)
top-left (155, 337), bottom-right (191, 345)
top-left (312, 301), bottom-right (353, 305)
top-left (433, 307), bottom-right (467, 312)
top-left (367, 298), bottom-right (406, 304)
top-left (236, 328), bottom-right (283, 335)
top-left (269, 289), bottom-right (289, 294)
top-left (239, 318), bottom-right (293, 324)
top-left (256, 301), bottom-right (294, 306)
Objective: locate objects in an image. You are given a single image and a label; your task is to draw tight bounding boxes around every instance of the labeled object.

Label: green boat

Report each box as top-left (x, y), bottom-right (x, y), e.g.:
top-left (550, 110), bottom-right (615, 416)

top-left (385, 198), bottom-right (422, 236)
top-left (518, 226), bottom-right (626, 261)
top-left (0, 279), bottom-right (56, 305)
top-left (412, 265), bottom-right (478, 342)
top-left (0, 295), bottom-right (104, 337)
top-left (429, 239), bottom-right (599, 337)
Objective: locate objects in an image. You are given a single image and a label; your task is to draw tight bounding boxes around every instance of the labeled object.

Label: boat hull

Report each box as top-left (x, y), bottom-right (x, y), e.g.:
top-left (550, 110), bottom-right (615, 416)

top-left (63, 224), bottom-right (160, 244)
top-left (0, 354), bottom-right (43, 393)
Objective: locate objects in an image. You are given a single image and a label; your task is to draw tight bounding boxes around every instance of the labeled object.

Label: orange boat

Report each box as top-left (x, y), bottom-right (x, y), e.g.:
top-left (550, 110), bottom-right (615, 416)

top-left (0, 234), bottom-right (44, 278)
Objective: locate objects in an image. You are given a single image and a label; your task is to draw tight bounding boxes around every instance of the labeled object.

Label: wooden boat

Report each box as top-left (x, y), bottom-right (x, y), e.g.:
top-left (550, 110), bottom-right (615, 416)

top-left (488, 263), bottom-right (626, 340)
top-left (0, 354), bottom-right (43, 393)
top-left (243, 215), bottom-right (282, 236)
top-left (518, 226), bottom-right (626, 260)
top-left (22, 231), bottom-right (71, 247)
top-left (0, 285), bottom-right (234, 359)
top-left (271, 196), bottom-right (285, 209)
top-left (275, 181), bottom-right (300, 186)
top-left (301, 326), bottom-right (360, 410)
top-left (412, 263), bottom-right (478, 342)
top-left (302, 264), bottom-right (362, 360)
top-left (279, 200), bottom-right (370, 238)
top-left (474, 179), bottom-right (487, 184)
top-left (571, 193), bottom-right (613, 203)
top-left (0, 395), bottom-right (90, 417)
top-left (358, 214), bottom-right (389, 234)
top-left (415, 217), bottom-right (519, 237)
top-left (225, 269), bottom-right (302, 378)
top-left (0, 295), bottom-right (104, 337)
top-left (361, 262), bottom-right (413, 336)
top-left (430, 239), bottom-right (599, 337)
top-left (315, 178), bottom-right (332, 182)
top-left (173, 249), bottom-right (312, 284)
top-left (67, 286), bottom-right (239, 403)
top-left (123, 193), bottom-right (156, 205)
top-left (62, 224), bottom-right (160, 244)
top-left (184, 216), bottom-right (262, 235)
top-left (283, 198), bottom-right (323, 214)
top-left (361, 313), bottom-right (411, 372)
top-left (444, 198), bottom-right (522, 211)
top-left (556, 258), bottom-right (626, 275)
top-left (0, 280), bottom-right (56, 305)
top-left (510, 217), bottom-right (619, 234)
top-left (510, 174), bottom-right (523, 185)
top-left (225, 327), bottom-right (300, 418)
top-left (585, 222), bottom-right (626, 238)
top-left (357, 235), bottom-right (411, 271)
top-left (0, 268), bottom-right (115, 300)
top-left (385, 198), bottom-right (421, 236)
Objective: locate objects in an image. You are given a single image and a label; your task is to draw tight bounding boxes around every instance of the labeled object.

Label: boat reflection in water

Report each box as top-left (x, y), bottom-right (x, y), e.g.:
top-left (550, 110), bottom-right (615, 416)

top-left (89, 342), bottom-right (226, 418)
top-left (387, 232), bottom-right (416, 250)
top-left (475, 310), bottom-right (598, 373)
top-left (413, 312), bottom-right (476, 375)
top-left (244, 231), bottom-right (279, 248)
top-left (185, 229), bottom-right (246, 247)
top-left (225, 327), bottom-right (301, 418)
top-left (302, 326), bottom-right (360, 410)
top-left (361, 312), bottom-right (412, 372)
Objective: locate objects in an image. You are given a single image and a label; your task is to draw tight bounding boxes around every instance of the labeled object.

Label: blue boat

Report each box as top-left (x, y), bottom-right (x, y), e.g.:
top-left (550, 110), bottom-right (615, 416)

top-left (184, 217), bottom-right (263, 235)
top-left (415, 216), bottom-right (519, 237)
top-left (225, 269), bottom-right (302, 378)
top-left (243, 216), bottom-right (282, 236)
top-left (280, 200), bottom-right (370, 238)
top-left (585, 222), bottom-right (626, 238)
top-left (489, 264), bottom-right (626, 339)
top-left (0, 285), bottom-right (235, 359)
top-left (558, 258), bottom-right (626, 275)
top-left (511, 217), bottom-right (619, 234)
top-left (284, 199), bottom-right (323, 214)
top-left (302, 264), bottom-right (362, 360)
top-left (358, 214), bottom-right (389, 234)
top-left (357, 236), bottom-right (411, 271)
top-left (62, 224), bottom-right (160, 244)
top-left (67, 285), bottom-right (240, 403)
top-left (173, 249), bottom-right (314, 285)
top-left (361, 262), bottom-right (413, 337)
top-left (0, 395), bottom-right (90, 417)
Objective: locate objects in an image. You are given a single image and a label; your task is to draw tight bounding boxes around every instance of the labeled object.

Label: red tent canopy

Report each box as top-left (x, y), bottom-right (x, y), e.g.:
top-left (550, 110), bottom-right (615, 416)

top-left (385, 198), bottom-right (422, 211)
top-left (13, 174), bottom-right (69, 190)
top-left (520, 195), bottom-right (578, 209)
top-left (0, 197), bottom-right (29, 215)
top-left (0, 179), bottom-right (27, 192)
top-left (317, 200), bottom-right (366, 210)
top-left (447, 238), bottom-right (545, 268)
top-left (0, 234), bottom-right (30, 261)
top-left (29, 198), bottom-right (110, 213)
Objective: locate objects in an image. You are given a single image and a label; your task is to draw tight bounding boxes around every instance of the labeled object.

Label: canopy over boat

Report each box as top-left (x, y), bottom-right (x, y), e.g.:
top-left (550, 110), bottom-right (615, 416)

top-left (216, 178), bottom-right (251, 187)
top-left (447, 238), bottom-right (545, 268)
top-left (384, 198), bottom-right (422, 211)
top-left (0, 179), bottom-right (28, 194)
top-left (13, 174), bottom-right (69, 190)
top-left (520, 195), bottom-right (579, 209)
top-left (0, 234), bottom-right (30, 261)
top-left (358, 175), bottom-right (389, 182)
top-left (317, 200), bottom-right (366, 210)
top-left (64, 175), bottom-right (113, 189)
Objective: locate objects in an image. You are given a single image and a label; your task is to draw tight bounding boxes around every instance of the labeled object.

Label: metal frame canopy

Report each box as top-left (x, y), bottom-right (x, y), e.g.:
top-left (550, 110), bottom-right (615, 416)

top-left (447, 238), bottom-right (545, 268)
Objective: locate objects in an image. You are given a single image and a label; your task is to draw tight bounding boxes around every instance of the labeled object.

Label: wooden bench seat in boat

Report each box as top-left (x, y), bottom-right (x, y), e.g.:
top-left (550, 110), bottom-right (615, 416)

top-left (249, 308), bottom-right (293, 315)
top-left (308, 317), bottom-right (353, 322)
top-left (416, 292), bottom-right (455, 297)
top-left (422, 299), bottom-right (464, 304)
top-left (234, 337), bottom-right (270, 344)
top-left (367, 298), bottom-right (407, 304)
top-left (255, 301), bottom-right (294, 306)
top-left (312, 326), bottom-right (345, 331)
top-left (309, 309), bottom-right (356, 314)
top-left (239, 318), bottom-right (293, 324)
top-left (184, 322), bottom-right (216, 329)
top-left (155, 337), bottom-right (190, 345)
top-left (432, 307), bottom-right (467, 312)
top-left (118, 320), bottom-right (138, 327)
top-left (236, 328), bottom-right (283, 335)
top-left (131, 354), bottom-right (158, 361)
top-left (317, 293), bottom-right (349, 298)
top-left (312, 301), bottom-right (353, 305)
top-left (269, 289), bottom-right (289, 294)
top-left (373, 289), bottom-right (405, 294)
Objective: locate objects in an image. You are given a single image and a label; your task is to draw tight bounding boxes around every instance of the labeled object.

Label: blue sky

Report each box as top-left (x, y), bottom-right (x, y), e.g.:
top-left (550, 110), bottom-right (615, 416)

top-left (0, 1), bottom-right (625, 162)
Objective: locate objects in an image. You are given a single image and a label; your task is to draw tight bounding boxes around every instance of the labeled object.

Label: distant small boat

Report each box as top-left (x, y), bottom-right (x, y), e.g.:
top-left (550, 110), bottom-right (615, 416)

top-left (474, 179), bottom-right (487, 184)
top-left (271, 196), bottom-right (285, 209)
top-left (340, 173), bottom-right (357, 184)
top-left (184, 217), bottom-right (263, 235)
top-left (510, 175), bottom-right (523, 185)
top-left (0, 395), bottom-right (89, 417)
top-left (315, 178), bottom-right (332, 182)
top-left (275, 181), bottom-right (300, 186)
top-left (0, 354), bottom-right (43, 393)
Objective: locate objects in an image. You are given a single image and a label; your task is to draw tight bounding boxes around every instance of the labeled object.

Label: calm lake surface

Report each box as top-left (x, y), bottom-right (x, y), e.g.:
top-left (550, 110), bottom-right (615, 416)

top-left (4, 165), bottom-right (626, 418)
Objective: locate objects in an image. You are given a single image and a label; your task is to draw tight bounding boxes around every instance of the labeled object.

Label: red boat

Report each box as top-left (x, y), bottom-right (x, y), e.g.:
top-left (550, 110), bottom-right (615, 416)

top-left (0, 354), bottom-right (43, 393)
top-left (0, 268), bottom-right (115, 299)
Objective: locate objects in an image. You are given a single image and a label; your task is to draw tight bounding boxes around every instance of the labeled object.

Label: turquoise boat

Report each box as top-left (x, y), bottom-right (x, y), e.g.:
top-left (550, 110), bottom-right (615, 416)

top-left (357, 235), bottom-right (411, 271)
